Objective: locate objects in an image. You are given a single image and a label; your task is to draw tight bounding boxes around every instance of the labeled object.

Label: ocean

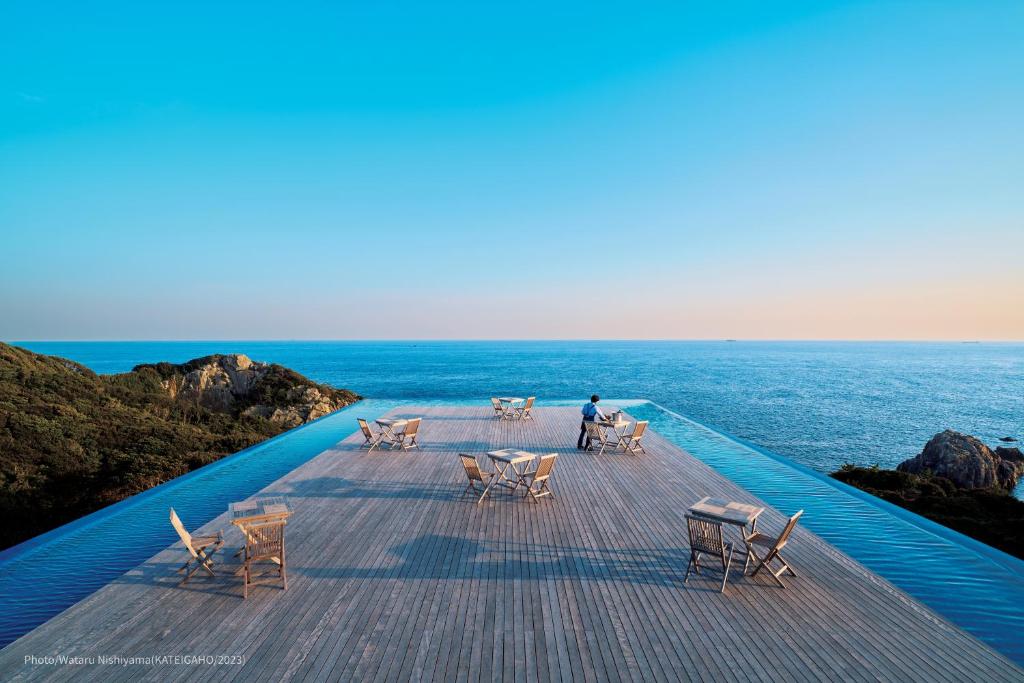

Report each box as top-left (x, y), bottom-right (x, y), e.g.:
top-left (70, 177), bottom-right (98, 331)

top-left (4, 340), bottom-right (1024, 660)
top-left (15, 340), bottom-right (1024, 493)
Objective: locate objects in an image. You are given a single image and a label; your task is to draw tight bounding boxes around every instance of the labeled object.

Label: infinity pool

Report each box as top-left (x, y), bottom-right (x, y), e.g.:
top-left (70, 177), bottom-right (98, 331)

top-left (1, 399), bottom-right (1021, 666)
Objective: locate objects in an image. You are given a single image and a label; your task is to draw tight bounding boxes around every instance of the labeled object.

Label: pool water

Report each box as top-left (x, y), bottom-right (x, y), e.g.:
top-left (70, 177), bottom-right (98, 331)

top-left (1, 399), bottom-right (1022, 667)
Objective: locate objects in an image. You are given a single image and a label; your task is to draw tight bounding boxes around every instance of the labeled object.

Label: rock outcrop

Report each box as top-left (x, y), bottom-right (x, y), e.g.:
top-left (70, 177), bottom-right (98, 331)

top-left (897, 430), bottom-right (1024, 491)
top-left (137, 354), bottom-right (359, 428)
top-left (0, 342), bottom-right (361, 550)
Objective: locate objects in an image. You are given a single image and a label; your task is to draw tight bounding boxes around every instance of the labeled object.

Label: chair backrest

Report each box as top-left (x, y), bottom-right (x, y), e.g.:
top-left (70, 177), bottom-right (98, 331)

top-left (169, 508), bottom-right (197, 558)
top-left (685, 515), bottom-right (726, 556)
top-left (523, 396), bottom-right (535, 411)
top-left (245, 520), bottom-right (286, 560)
top-left (585, 421), bottom-right (606, 440)
top-left (357, 418), bottom-right (373, 439)
top-left (490, 398), bottom-right (503, 412)
top-left (773, 510), bottom-right (804, 552)
top-left (460, 454), bottom-right (484, 482)
top-left (631, 421), bottom-right (648, 439)
top-left (533, 453), bottom-right (558, 481)
top-left (403, 417), bottom-right (421, 436)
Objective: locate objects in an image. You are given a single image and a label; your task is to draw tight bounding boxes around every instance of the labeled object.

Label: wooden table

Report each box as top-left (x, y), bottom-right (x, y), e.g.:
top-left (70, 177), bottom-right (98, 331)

top-left (494, 398), bottom-right (525, 421)
top-left (599, 418), bottom-right (632, 449)
top-left (480, 449), bottom-right (537, 503)
top-left (689, 496), bottom-right (764, 542)
top-left (497, 397), bottom-right (524, 414)
top-left (230, 497), bottom-right (293, 568)
top-left (230, 496), bottom-right (293, 527)
top-left (375, 418), bottom-right (408, 447)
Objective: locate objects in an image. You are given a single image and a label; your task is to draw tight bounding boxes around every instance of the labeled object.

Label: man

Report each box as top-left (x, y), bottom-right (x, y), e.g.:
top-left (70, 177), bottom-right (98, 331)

top-left (577, 394), bottom-right (606, 450)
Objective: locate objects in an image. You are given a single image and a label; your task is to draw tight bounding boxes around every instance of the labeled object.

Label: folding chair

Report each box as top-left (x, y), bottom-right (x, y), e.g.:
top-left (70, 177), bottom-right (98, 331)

top-left (241, 519), bottom-right (287, 599)
top-left (392, 417), bottom-right (422, 450)
top-left (619, 420), bottom-right (648, 455)
top-left (521, 453), bottom-right (558, 502)
top-left (515, 396), bottom-right (536, 421)
top-left (170, 508), bottom-right (224, 585)
top-left (490, 398), bottom-right (509, 419)
top-left (459, 453), bottom-right (493, 502)
top-left (357, 418), bottom-right (383, 451)
top-left (684, 514), bottom-right (735, 593)
top-left (584, 421), bottom-right (616, 455)
top-left (744, 510), bottom-right (803, 587)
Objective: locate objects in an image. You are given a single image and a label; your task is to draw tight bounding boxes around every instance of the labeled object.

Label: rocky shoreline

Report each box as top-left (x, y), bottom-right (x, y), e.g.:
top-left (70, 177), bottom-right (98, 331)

top-left (0, 343), bottom-right (360, 549)
top-left (832, 430), bottom-right (1024, 559)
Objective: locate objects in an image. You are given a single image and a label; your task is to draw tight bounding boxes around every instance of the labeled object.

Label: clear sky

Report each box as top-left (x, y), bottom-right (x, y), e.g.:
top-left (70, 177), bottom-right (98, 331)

top-left (1, 1), bottom-right (1022, 340)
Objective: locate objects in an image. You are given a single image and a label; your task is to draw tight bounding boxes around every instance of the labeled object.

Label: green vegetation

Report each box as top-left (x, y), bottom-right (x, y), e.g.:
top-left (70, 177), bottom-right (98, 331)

top-left (831, 464), bottom-right (1024, 559)
top-left (0, 343), bottom-right (358, 550)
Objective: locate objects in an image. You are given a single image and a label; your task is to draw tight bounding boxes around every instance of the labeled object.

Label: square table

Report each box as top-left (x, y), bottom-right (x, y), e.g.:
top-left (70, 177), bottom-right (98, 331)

top-left (689, 496), bottom-right (764, 537)
top-left (375, 418), bottom-right (409, 447)
top-left (229, 497), bottom-right (293, 567)
top-left (599, 418), bottom-right (633, 449)
top-left (230, 496), bottom-right (293, 527)
top-left (479, 449), bottom-right (537, 502)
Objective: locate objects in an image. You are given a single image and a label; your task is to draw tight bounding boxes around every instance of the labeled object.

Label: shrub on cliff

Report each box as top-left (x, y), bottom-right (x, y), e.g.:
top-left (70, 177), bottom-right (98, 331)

top-left (0, 343), bottom-right (359, 550)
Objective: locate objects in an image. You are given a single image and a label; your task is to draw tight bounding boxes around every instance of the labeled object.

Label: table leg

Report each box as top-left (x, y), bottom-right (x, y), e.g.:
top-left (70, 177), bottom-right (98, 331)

top-left (615, 426), bottom-right (628, 450)
top-left (508, 462), bottom-right (529, 491)
top-left (479, 461), bottom-right (511, 503)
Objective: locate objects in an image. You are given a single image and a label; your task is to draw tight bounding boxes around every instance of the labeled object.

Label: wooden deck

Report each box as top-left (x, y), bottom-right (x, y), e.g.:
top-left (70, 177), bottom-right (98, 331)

top-left (1, 406), bottom-right (1020, 682)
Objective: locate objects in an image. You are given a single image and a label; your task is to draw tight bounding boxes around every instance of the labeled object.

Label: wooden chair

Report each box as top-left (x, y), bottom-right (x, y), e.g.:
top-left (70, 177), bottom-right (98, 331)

top-left (744, 510), bottom-right (804, 587)
top-left (357, 418), bottom-right (383, 451)
top-left (684, 515), bottom-right (735, 593)
top-left (490, 398), bottom-right (508, 419)
top-left (169, 508), bottom-right (224, 585)
top-left (521, 453), bottom-right (558, 502)
top-left (392, 417), bottom-right (422, 450)
top-left (459, 453), bottom-right (493, 502)
top-left (584, 421), bottom-right (616, 455)
top-left (619, 420), bottom-right (648, 455)
top-left (515, 396), bottom-right (536, 421)
top-left (242, 519), bottom-right (287, 599)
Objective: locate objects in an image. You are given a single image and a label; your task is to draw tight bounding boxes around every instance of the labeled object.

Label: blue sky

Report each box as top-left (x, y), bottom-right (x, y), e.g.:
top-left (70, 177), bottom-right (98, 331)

top-left (2, 1), bottom-right (1022, 340)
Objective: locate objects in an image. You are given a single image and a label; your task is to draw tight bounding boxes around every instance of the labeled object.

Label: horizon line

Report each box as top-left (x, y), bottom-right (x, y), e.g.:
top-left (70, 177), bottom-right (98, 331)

top-left (7, 338), bottom-right (1024, 344)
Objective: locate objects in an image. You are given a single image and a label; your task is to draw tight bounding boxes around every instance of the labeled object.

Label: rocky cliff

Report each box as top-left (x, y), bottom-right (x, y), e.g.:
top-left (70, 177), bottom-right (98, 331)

top-left (136, 354), bottom-right (356, 428)
top-left (896, 430), bottom-right (1024, 491)
top-left (832, 429), bottom-right (1024, 559)
top-left (0, 343), bottom-right (359, 549)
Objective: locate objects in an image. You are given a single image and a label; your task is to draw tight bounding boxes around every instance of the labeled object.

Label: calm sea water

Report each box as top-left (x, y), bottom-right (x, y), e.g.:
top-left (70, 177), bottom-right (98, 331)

top-left (2, 342), bottom-right (1023, 662)
top-left (16, 341), bottom-right (1024, 491)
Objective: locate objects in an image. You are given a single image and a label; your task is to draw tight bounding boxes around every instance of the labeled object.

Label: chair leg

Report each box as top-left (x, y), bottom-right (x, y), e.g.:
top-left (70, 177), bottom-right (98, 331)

top-left (684, 553), bottom-right (695, 584)
top-left (743, 545), bottom-right (760, 575)
top-left (684, 548), bottom-right (700, 581)
top-left (721, 545), bottom-right (735, 593)
top-left (198, 550), bottom-right (216, 576)
top-left (768, 561), bottom-right (787, 588)
top-left (750, 549), bottom-right (770, 577)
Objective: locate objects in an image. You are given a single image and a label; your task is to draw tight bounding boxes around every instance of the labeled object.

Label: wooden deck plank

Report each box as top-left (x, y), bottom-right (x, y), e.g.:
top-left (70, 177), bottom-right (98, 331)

top-left (0, 405), bottom-right (1020, 683)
